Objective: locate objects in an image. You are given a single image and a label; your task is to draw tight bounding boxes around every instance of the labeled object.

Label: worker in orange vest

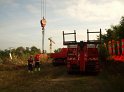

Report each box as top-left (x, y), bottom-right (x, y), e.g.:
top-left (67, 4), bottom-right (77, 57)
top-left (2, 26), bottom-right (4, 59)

top-left (34, 54), bottom-right (41, 71)
top-left (28, 55), bottom-right (34, 73)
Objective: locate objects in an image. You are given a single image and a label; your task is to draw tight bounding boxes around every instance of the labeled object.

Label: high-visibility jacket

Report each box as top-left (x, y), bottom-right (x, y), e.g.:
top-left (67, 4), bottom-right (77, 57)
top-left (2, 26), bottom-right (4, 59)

top-left (34, 54), bottom-right (40, 61)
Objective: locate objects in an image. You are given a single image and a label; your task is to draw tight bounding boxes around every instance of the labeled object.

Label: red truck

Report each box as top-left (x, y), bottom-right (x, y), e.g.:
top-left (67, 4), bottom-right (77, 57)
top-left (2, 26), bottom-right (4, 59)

top-left (50, 48), bottom-right (68, 66)
top-left (63, 29), bottom-right (101, 74)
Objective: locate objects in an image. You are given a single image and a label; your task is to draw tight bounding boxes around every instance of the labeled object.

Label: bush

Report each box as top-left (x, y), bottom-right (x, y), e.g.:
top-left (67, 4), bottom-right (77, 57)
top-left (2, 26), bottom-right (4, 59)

top-left (98, 44), bottom-right (109, 62)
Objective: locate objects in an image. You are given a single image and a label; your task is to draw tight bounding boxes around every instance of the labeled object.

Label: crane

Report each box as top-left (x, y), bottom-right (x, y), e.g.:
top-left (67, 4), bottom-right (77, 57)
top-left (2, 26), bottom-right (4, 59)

top-left (40, 0), bottom-right (47, 53)
top-left (48, 37), bottom-right (55, 53)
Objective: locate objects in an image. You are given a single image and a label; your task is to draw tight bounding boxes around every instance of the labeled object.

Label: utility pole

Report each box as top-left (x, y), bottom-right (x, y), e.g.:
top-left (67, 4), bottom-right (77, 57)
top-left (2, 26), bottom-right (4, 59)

top-left (9, 47), bottom-right (13, 60)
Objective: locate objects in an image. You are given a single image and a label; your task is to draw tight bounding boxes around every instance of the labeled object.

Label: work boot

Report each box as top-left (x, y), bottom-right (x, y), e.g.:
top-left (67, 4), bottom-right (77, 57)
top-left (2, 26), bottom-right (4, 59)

top-left (38, 68), bottom-right (40, 71)
top-left (35, 68), bottom-right (37, 71)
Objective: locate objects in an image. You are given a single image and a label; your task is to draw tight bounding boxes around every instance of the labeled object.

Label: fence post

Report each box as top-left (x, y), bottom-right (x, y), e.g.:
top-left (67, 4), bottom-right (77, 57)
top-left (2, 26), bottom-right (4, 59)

top-left (122, 39), bottom-right (124, 55)
top-left (112, 40), bottom-right (115, 55)
top-left (117, 41), bottom-right (120, 55)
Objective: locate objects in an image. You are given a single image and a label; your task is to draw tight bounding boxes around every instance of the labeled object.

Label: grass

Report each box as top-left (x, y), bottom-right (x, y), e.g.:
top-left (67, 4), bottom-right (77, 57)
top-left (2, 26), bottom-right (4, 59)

top-left (0, 61), bottom-right (124, 92)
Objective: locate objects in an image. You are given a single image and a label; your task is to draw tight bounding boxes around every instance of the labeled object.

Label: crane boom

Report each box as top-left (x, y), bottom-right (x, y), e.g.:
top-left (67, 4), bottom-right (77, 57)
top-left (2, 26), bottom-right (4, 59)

top-left (48, 37), bottom-right (55, 53)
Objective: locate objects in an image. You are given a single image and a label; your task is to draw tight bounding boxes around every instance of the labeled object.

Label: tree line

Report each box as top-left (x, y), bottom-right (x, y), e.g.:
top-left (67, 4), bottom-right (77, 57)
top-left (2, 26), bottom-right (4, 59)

top-left (0, 46), bottom-right (41, 64)
top-left (98, 16), bottom-right (124, 61)
top-left (101, 16), bottom-right (124, 43)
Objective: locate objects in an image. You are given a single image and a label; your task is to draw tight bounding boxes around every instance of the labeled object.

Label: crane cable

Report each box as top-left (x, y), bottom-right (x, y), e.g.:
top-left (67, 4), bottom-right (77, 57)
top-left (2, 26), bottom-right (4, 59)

top-left (41, 0), bottom-right (46, 18)
top-left (40, 0), bottom-right (46, 29)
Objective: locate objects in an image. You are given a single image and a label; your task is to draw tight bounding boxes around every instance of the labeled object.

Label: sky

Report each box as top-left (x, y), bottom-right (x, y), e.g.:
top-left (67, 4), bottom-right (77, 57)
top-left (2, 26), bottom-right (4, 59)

top-left (0, 0), bottom-right (124, 53)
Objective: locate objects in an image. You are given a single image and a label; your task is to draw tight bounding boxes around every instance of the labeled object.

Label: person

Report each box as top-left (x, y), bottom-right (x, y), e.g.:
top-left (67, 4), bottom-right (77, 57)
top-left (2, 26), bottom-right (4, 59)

top-left (34, 54), bottom-right (41, 71)
top-left (28, 55), bottom-right (34, 73)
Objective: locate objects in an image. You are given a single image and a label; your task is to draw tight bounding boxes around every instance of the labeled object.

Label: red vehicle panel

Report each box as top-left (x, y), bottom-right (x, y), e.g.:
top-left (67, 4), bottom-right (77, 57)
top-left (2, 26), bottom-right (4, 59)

top-left (50, 48), bottom-right (68, 66)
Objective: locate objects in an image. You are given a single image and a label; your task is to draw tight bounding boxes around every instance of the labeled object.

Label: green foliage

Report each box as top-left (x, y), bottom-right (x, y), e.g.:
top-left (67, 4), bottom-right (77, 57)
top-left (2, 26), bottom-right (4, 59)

top-left (0, 49), bottom-right (10, 63)
top-left (0, 46), bottom-right (41, 65)
top-left (30, 46), bottom-right (41, 55)
top-left (54, 48), bottom-right (61, 53)
top-left (102, 16), bottom-right (124, 43)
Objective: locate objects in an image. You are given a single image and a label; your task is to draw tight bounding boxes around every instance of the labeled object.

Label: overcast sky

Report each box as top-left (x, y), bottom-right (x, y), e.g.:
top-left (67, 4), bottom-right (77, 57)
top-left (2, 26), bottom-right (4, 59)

top-left (0, 0), bottom-right (124, 52)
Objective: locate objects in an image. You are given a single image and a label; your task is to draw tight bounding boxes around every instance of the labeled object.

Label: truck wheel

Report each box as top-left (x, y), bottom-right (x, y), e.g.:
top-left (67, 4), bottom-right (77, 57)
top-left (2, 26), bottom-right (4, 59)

top-left (52, 59), bottom-right (58, 66)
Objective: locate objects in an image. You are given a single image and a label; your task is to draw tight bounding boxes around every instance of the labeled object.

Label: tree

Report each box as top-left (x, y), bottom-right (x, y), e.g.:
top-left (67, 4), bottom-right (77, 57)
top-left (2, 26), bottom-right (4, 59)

top-left (54, 48), bottom-right (61, 53)
top-left (119, 16), bottom-right (124, 39)
top-left (15, 47), bottom-right (25, 56)
top-left (30, 46), bottom-right (41, 55)
top-left (100, 16), bottom-right (124, 43)
top-left (97, 16), bottom-right (124, 61)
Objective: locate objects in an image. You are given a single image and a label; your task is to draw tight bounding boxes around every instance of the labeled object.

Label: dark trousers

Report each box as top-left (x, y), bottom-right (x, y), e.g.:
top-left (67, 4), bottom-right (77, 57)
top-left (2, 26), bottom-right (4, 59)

top-left (35, 62), bottom-right (40, 68)
top-left (28, 64), bottom-right (33, 71)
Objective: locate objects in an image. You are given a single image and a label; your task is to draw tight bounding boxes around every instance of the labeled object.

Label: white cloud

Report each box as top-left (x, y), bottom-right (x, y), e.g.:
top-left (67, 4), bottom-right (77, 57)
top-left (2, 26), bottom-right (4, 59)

top-left (56, 0), bottom-right (124, 22)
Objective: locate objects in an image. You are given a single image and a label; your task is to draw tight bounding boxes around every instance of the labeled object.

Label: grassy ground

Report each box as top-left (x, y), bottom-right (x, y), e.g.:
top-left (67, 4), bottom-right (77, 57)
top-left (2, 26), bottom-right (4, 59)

top-left (0, 61), bottom-right (124, 92)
